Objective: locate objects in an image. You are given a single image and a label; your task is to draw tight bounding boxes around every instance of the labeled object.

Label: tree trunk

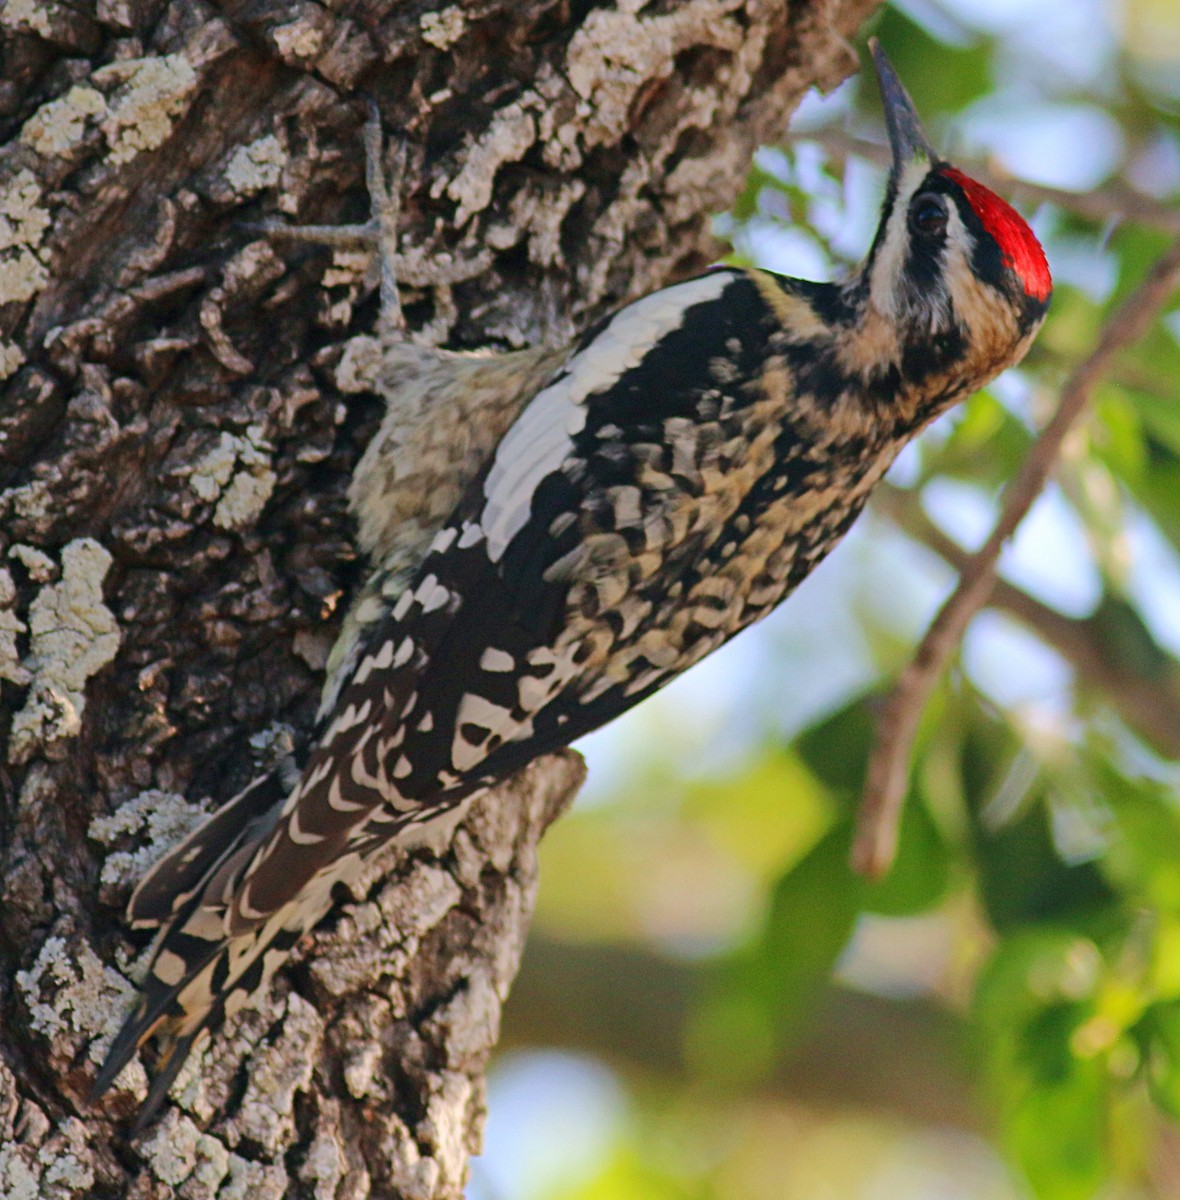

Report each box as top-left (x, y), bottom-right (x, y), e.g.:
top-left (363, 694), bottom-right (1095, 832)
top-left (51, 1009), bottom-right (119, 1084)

top-left (0, 2), bottom-right (877, 1196)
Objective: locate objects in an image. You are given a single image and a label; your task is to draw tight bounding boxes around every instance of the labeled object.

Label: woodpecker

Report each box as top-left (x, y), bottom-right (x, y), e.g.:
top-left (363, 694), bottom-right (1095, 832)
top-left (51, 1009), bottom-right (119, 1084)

top-left (93, 42), bottom-right (1051, 1121)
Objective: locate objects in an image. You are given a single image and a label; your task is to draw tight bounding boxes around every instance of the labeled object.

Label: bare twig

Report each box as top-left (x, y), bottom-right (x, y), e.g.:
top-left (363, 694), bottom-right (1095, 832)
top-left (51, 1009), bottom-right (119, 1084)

top-left (813, 129), bottom-right (1180, 237)
top-left (853, 237), bottom-right (1180, 878)
top-left (875, 482), bottom-right (1180, 760)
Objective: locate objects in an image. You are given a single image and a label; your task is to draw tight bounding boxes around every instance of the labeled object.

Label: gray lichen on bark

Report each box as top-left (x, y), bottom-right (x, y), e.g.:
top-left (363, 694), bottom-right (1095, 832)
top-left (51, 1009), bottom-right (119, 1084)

top-left (0, 0), bottom-right (878, 1195)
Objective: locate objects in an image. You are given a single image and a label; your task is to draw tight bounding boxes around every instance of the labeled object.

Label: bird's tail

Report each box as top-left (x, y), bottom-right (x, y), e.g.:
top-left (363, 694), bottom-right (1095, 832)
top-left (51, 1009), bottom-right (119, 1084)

top-left (125, 761), bottom-right (296, 929)
top-left (91, 762), bottom-right (320, 1123)
top-left (92, 874), bottom-right (325, 1126)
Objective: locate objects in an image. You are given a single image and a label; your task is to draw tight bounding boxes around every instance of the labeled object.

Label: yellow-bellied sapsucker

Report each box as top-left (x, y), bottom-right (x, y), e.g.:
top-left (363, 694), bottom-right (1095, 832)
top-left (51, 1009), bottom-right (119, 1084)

top-left (93, 42), bottom-right (1051, 1120)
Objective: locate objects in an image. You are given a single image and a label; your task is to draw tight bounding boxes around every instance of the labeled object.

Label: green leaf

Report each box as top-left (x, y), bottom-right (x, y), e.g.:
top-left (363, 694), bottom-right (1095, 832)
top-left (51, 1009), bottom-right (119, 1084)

top-left (1005, 1056), bottom-right (1109, 1200)
top-left (1139, 1001), bottom-right (1180, 1120)
top-left (1106, 223), bottom-right (1176, 311)
top-left (977, 936), bottom-right (1112, 1198)
top-left (925, 391), bottom-right (1036, 489)
top-left (794, 698), bottom-right (876, 799)
top-left (682, 987), bottom-right (779, 1089)
top-left (682, 749), bottom-right (833, 880)
top-left (1091, 387), bottom-right (1147, 483)
top-left (974, 786), bottom-right (1116, 935)
top-left (976, 930), bottom-right (1102, 1032)
top-left (733, 820), bottom-right (863, 1035)
top-left (1097, 765), bottom-right (1180, 912)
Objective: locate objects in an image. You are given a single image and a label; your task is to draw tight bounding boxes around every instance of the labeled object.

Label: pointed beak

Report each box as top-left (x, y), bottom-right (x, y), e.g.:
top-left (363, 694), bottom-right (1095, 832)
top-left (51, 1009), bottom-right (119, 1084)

top-left (869, 38), bottom-right (937, 171)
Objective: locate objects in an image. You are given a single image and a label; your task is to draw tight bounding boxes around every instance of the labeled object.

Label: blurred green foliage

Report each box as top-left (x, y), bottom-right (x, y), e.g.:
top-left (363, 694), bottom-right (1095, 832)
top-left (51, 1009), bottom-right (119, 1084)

top-left (489, 3), bottom-right (1180, 1198)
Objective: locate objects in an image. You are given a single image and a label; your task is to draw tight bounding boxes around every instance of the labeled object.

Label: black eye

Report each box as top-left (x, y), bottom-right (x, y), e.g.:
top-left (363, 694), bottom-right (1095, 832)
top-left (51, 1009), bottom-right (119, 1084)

top-left (909, 194), bottom-right (948, 237)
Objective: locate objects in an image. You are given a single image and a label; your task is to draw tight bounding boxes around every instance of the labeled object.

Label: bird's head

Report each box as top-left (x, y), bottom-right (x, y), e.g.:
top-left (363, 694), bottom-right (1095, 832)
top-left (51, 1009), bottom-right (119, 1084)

top-left (857, 41), bottom-right (1051, 396)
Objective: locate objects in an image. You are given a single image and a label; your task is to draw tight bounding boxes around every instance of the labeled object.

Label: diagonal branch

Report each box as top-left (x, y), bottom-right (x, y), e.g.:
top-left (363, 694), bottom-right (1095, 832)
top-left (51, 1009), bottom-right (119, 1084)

top-left (875, 482), bottom-right (1180, 760)
top-left (854, 237), bottom-right (1180, 878)
top-left (814, 129), bottom-right (1180, 238)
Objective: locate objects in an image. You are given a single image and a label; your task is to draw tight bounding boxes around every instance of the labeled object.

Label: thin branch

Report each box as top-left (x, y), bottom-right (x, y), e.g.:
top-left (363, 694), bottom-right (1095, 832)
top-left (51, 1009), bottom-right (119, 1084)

top-left (853, 237), bottom-right (1180, 879)
top-left (875, 482), bottom-right (1180, 760)
top-left (813, 129), bottom-right (1180, 237)
top-left (504, 935), bottom-right (980, 1131)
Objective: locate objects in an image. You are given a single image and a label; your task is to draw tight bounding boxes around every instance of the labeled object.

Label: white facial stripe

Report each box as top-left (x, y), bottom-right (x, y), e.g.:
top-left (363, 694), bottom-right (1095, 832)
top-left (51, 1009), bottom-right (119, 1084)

top-left (946, 200), bottom-right (967, 238)
top-left (923, 201), bottom-right (971, 327)
top-left (869, 158), bottom-right (931, 320)
top-left (479, 271), bottom-right (734, 561)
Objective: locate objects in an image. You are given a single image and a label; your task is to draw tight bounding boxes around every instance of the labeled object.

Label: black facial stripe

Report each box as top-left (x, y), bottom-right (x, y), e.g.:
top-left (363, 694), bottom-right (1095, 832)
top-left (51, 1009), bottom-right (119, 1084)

top-left (902, 221), bottom-right (946, 294)
top-left (896, 169), bottom-right (947, 285)
top-left (920, 171), bottom-right (1012, 296)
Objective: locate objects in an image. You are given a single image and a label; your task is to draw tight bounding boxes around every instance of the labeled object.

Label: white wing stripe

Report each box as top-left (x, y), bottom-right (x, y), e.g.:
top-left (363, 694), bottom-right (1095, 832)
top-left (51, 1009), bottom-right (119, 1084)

top-left (480, 272), bottom-right (733, 561)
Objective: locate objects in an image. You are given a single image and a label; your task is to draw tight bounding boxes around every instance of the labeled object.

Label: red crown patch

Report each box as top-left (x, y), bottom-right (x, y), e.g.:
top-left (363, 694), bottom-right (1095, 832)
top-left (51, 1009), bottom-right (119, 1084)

top-left (941, 167), bottom-right (1052, 303)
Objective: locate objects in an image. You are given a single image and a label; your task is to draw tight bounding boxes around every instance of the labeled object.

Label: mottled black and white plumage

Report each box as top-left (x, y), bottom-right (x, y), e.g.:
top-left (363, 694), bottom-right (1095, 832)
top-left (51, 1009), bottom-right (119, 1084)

top-left (93, 43), bottom-right (1051, 1121)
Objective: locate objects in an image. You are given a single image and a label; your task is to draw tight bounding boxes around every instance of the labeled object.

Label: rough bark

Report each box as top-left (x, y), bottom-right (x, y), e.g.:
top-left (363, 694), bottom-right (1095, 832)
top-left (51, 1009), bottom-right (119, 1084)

top-left (0, 2), bottom-right (877, 1196)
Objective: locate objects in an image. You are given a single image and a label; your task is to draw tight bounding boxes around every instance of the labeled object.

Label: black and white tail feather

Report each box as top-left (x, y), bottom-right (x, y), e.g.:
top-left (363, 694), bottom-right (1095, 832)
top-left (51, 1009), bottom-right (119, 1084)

top-left (91, 764), bottom-right (289, 1120)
